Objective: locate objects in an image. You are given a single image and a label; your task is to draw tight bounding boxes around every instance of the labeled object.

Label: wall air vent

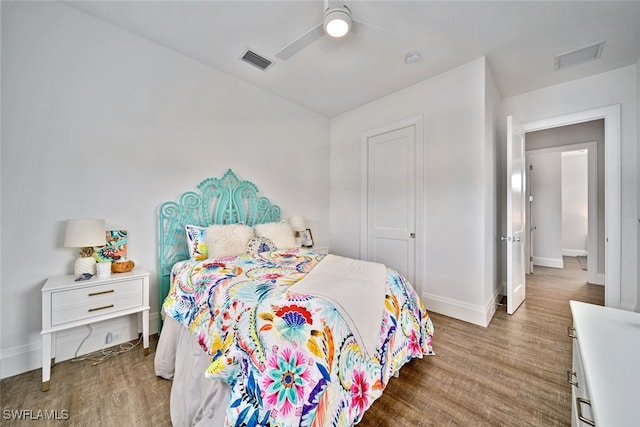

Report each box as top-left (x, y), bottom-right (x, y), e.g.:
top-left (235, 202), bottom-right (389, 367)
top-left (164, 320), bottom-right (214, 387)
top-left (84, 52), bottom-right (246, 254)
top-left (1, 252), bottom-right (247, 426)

top-left (241, 49), bottom-right (273, 71)
top-left (554, 41), bottom-right (605, 71)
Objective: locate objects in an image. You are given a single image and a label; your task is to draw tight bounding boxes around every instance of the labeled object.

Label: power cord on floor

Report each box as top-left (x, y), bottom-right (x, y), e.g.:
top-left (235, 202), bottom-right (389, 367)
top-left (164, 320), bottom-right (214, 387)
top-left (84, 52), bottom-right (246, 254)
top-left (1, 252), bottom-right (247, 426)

top-left (71, 324), bottom-right (143, 365)
top-left (72, 324), bottom-right (93, 358)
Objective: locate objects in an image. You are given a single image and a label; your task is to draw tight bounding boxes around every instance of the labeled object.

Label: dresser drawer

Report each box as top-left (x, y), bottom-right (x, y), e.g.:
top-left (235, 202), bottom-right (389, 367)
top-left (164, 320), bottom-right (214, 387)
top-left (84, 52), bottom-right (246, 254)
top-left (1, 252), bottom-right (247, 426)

top-left (51, 278), bottom-right (143, 326)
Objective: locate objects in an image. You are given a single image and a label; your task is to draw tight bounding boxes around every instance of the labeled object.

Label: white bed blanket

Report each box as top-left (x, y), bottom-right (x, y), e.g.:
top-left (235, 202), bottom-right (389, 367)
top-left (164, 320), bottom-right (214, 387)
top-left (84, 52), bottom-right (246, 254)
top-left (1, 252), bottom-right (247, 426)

top-left (288, 254), bottom-right (387, 358)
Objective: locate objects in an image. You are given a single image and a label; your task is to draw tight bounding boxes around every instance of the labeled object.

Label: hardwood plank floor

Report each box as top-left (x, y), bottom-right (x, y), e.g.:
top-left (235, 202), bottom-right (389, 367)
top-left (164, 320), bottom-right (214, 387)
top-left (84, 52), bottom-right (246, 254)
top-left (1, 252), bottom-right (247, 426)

top-left (360, 257), bottom-right (604, 426)
top-left (1, 257), bottom-right (603, 426)
top-left (0, 334), bottom-right (172, 427)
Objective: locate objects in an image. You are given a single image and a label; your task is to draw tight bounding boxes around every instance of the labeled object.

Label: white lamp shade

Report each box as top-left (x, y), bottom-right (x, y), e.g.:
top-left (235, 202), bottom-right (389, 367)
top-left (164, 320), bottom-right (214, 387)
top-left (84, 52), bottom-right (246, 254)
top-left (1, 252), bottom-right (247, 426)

top-left (289, 216), bottom-right (307, 232)
top-left (64, 219), bottom-right (106, 248)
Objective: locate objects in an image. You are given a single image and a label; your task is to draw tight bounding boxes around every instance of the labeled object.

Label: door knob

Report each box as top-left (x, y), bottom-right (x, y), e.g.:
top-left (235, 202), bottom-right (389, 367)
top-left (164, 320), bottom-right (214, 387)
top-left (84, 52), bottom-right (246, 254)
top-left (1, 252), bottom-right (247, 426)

top-left (515, 237), bottom-right (521, 242)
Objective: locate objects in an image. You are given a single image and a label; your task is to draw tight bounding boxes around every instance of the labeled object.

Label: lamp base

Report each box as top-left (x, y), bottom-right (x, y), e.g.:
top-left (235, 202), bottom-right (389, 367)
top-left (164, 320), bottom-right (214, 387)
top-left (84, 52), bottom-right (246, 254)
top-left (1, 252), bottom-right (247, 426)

top-left (74, 256), bottom-right (96, 276)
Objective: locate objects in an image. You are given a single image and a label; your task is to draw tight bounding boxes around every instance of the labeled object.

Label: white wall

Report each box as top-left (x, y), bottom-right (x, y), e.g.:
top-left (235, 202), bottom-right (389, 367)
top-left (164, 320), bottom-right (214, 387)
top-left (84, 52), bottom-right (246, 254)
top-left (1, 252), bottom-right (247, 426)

top-left (562, 151), bottom-right (588, 255)
top-left (484, 62), bottom-right (502, 306)
top-left (0, 2), bottom-right (330, 378)
top-left (528, 151), bottom-right (563, 268)
top-left (502, 65), bottom-right (638, 310)
top-left (330, 57), bottom-right (500, 326)
top-left (637, 57), bottom-right (640, 312)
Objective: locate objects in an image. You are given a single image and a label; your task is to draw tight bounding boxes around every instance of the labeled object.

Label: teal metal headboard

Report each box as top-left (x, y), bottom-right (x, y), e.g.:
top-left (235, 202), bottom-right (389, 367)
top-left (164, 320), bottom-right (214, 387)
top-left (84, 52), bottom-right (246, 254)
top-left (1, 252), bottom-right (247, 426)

top-left (158, 169), bottom-right (281, 331)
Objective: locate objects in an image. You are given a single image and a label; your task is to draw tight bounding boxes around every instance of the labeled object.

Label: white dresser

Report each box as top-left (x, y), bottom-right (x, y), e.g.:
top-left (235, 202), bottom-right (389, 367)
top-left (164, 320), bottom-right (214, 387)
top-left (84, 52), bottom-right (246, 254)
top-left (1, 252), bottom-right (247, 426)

top-left (569, 301), bottom-right (640, 426)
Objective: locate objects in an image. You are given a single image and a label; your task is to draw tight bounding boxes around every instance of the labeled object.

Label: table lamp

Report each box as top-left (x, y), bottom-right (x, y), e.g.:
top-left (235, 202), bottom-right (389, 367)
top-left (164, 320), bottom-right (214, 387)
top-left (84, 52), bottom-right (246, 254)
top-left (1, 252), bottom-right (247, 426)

top-left (64, 219), bottom-right (106, 276)
top-left (289, 216), bottom-right (306, 247)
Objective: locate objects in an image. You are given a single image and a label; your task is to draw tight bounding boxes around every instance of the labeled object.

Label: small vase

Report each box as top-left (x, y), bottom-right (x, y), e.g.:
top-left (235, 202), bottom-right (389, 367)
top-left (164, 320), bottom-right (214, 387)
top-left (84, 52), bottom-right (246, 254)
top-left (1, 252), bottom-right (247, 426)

top-left (96, 262), bottom-right (111, 278)
top-left (74, 256), bottom-right (96, 276)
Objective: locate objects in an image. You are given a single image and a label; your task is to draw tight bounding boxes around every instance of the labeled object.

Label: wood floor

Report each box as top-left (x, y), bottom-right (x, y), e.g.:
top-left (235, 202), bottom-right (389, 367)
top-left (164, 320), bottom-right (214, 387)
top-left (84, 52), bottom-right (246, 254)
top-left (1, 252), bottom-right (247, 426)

top-left (1, 257), bottom-right (603, 426)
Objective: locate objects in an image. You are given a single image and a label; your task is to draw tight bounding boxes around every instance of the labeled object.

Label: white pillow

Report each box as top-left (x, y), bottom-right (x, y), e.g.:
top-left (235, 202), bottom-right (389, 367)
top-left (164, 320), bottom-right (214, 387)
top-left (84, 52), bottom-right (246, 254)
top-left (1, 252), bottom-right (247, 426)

top-left (253, 221), bottom-right (296, 249)
top-left (204, 224), bottom-right (255, 259)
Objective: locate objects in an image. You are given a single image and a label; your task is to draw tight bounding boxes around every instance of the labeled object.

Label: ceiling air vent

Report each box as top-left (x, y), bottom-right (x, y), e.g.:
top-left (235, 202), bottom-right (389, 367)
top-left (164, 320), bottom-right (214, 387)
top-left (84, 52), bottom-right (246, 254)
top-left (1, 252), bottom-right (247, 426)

top-left (241, 49), bottom-right (273, 71)
top-left (554, 41), bottom-right (605, 71)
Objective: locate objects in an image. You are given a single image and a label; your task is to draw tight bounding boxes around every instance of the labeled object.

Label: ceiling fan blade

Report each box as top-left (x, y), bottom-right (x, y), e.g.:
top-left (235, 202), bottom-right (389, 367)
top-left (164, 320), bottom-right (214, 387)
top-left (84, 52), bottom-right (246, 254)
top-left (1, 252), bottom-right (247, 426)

top-left (275, 23), bottom-right (324, 60)
top-left (351, 19), bottom-right (402, 39)
top-left (350, 19), bottom-right (409, 50)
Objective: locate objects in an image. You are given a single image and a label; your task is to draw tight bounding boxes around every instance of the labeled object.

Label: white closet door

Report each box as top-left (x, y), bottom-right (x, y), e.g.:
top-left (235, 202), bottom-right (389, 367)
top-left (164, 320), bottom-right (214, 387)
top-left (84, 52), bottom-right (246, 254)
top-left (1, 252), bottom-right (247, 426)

top-left (365, 125), bottom-right (416, 284)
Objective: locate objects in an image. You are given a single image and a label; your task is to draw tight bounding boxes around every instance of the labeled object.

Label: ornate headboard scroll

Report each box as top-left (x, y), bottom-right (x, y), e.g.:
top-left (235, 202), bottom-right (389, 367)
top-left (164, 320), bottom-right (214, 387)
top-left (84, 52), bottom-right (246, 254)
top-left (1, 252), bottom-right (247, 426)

top-left (158, 169), bottom-right (281, 330)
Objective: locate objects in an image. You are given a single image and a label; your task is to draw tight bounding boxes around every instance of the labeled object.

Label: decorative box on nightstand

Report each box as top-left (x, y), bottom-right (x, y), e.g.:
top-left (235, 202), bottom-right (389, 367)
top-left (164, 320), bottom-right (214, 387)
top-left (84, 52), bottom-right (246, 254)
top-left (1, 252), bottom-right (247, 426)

top-left (40, 267), bottom-right (150, 391)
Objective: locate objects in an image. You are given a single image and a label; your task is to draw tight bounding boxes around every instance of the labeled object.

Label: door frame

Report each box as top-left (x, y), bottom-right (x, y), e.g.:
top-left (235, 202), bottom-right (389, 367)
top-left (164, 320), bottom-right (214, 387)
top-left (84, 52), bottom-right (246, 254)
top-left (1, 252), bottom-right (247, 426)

top-left (521, 104), bottom-right (620, 307)
top-left (526, 161), bottom-right (533, 274)
top-left (360, 114), bottom-right (424, 293)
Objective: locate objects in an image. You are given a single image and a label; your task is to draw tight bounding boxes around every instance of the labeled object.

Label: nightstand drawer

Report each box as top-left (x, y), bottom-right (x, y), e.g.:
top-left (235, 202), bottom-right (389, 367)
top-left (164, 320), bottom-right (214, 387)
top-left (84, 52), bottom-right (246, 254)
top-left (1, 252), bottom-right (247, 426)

top-left (51, 278), bottom-right (143, 326)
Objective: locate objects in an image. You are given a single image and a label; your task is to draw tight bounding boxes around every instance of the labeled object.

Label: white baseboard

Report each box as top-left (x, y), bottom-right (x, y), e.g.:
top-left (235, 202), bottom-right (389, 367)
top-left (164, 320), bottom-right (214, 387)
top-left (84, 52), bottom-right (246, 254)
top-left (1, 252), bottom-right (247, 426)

top-left (533, 256), bottom-right (564, 269)
top-left (422, 288), bottom-right (502, 327)
top-left (588, 273), bottom-right (605, 286)
top-left (562, 249), bottom-right (588, 257)
top-left (0, 312), bottom-right (159, 380)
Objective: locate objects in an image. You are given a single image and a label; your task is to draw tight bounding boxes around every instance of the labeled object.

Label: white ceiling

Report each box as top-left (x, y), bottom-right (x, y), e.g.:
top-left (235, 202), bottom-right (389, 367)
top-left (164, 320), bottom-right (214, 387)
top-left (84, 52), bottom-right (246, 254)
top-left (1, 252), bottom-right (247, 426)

top-left (64, 1), bottom-right (640, 118)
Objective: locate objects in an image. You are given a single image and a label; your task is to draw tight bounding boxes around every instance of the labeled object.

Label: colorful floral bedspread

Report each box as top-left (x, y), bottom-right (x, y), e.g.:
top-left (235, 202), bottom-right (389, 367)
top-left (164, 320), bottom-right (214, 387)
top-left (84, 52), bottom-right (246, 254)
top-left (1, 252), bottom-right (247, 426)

top-left (163, 249), bottom-right (434, 427)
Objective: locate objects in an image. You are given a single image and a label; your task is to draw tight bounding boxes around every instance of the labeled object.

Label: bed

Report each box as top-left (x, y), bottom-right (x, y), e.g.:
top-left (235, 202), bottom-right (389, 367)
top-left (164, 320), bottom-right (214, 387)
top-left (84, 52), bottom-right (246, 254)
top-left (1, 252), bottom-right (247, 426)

top-left (154, 170), bottom-right (434, 426)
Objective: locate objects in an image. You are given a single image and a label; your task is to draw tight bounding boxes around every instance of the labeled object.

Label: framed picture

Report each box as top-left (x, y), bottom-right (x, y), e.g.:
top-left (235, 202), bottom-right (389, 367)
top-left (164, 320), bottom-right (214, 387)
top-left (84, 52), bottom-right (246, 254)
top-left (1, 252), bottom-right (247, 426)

top-left (93, 230), bottom-right (127, 262)
top-left (300, 228), bottom-right (314, 247)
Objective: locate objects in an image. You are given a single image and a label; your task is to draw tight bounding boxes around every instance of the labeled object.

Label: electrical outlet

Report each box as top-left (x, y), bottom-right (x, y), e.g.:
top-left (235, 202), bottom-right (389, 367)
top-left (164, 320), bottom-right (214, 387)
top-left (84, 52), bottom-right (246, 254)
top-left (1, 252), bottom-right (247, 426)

top-left (105, 332), bottom-right (113, 344)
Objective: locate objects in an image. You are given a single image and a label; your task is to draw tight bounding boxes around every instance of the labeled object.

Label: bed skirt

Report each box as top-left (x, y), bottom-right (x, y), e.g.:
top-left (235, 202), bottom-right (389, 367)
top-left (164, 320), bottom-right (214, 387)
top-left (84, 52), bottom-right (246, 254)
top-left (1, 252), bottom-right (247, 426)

top-left (155, 316), bottom-right (230, 426)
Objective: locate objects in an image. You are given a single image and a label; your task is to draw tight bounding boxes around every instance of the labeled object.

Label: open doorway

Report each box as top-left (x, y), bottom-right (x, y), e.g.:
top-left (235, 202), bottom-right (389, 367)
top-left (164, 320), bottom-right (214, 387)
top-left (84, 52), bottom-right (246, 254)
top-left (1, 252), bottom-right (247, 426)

top-left (504, 105), bottom-right (620, 312)
top-left (561, 150), bottom-right (590, 268)
top-left (505, 104), bottom-right (622, 308)
top-left (518, 103), bottom-right (622, 311)
top-left (525, 137), bottom-right (601, 286)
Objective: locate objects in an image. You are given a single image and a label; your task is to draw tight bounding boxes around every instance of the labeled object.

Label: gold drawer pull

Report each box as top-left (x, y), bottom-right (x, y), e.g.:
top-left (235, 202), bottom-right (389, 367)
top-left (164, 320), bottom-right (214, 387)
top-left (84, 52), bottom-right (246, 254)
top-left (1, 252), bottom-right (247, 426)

top-left (88, 304), bottom-right (114, 312)
top-left (576, 397), bottom-right (595, 426)
top-left (88, 289), bottom-right (114, 297)
top-left (566, 370), bottom-right (578, 387)
top-left (567, 326), bottom-right (577, 339)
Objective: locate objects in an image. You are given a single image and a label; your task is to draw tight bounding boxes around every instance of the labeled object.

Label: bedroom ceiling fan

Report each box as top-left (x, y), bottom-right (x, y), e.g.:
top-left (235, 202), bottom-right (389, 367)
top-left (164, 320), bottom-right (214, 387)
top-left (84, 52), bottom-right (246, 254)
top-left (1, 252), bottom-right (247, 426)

top-left (275, 0), bottom-right (390, 60)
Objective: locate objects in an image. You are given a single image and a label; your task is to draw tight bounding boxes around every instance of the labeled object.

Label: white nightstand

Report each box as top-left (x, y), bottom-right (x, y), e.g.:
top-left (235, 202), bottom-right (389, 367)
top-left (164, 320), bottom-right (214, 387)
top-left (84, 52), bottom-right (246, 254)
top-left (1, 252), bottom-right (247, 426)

top-left (311, 246), bottom-right (329, 255)
top-left (41, 267), bottom-right (150, 391)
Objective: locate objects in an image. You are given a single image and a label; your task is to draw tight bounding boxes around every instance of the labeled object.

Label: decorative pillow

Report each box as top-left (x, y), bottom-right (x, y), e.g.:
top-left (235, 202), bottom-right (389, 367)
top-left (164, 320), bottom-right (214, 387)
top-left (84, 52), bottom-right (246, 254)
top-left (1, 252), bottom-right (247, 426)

top-left (185, 225), bottom-right (208, 261)
top-left (204, 224), bottom-right (255, 259)
top-left (247, 237), bottom-right (277, 255)
top-left (246, 237), bottom-right (276, 255)
top-left (253, 221), bottom-right (296, 249)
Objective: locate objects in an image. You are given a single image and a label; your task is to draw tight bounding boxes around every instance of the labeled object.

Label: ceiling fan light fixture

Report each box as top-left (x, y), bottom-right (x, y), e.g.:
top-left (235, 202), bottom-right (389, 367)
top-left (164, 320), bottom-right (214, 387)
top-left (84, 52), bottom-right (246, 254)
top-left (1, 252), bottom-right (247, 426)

top-left (324, 8), bottom-right (351, 38)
